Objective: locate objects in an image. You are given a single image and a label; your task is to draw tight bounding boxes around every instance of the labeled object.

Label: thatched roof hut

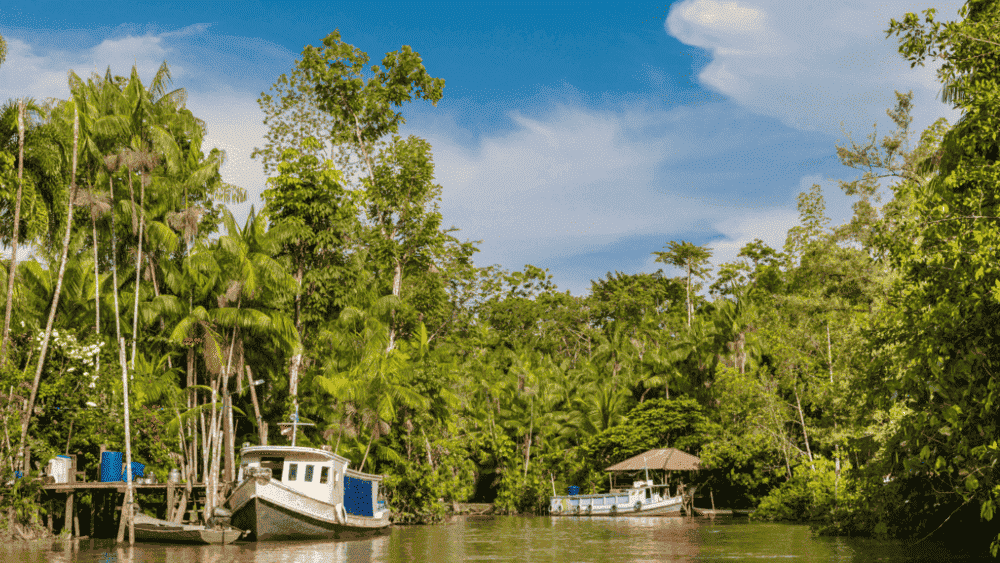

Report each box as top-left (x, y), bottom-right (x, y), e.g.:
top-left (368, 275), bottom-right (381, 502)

top-left (604, 448), bottom-right (701, 473)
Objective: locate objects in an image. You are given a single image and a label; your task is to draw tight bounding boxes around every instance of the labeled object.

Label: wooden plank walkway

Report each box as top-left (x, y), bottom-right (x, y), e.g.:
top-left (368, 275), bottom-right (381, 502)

top-left (34, 453), bottom-right (226, 539)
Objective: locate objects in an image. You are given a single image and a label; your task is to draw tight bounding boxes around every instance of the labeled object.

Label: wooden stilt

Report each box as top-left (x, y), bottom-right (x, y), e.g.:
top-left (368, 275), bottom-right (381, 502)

top-left (165, 483), bottom-right (175, 522)
top-left (91, 491), bottom-right (100, 537)
top-left (176, 487), bottom-right (189, 524)
top-left (116, 491), bottom-right (127, 543)
top-left (65, 492), bottom-right (74, 536)
top-left (710, 489), bottom-right (716, 511)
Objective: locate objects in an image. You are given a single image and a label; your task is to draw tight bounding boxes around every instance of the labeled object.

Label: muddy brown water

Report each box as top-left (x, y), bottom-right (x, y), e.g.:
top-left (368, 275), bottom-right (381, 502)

top-left (5, 514), bottom-right (974, 562)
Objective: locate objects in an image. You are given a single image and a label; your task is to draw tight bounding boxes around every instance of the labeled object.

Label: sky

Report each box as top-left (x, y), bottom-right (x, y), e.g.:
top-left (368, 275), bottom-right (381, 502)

top-left (0, 0), bottom-right (965, 295)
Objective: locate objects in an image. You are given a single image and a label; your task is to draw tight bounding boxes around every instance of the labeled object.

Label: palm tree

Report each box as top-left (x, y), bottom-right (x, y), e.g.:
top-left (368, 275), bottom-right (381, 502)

top-left (73, 185), bottom-right (111, 376)
top-left (653, 241), bottom-right (713, 328)
top-left (314, 306), bottom-right (424, 471)
top-left (0, 99), bottom-right (25, 367)
top-left (0, 98), bottom-right (63, 367)
top-left (189, 207), bottom-right (298, 514)
top-left (18, 102), bottom-right (80, 473)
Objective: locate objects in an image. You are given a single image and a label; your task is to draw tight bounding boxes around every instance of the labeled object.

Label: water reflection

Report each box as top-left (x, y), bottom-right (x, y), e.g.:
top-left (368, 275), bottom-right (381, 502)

top-left (0, 515), bottom-right (975, 563)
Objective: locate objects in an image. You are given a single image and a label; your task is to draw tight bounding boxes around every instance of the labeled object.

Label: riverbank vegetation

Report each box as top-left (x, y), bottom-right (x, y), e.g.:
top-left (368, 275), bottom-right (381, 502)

top-left (0, 0), bottom-right (998, 554)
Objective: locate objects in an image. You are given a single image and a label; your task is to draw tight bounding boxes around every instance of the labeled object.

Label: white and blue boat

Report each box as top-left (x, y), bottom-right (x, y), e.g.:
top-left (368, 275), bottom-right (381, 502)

top-left (549, 479), bottom-right (683, 516)
top-left (226, 445), bottom-right (390, 540)
top-left (550, 448), bottom-right (701, 516)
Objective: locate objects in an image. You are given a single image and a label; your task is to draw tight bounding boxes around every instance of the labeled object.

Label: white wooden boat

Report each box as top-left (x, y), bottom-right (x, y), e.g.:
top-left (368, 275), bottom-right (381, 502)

top-left (225, 445), bottom-right (390, 541)
top-left (549, 480), bottom-right (683, 516)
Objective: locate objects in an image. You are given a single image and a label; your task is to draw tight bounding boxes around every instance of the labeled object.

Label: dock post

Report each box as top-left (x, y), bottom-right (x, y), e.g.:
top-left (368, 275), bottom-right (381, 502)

top-left (89, 491), bottom-right (96, 538)
top-left (65, 492), bottom-right (73, 536)
top-left (166, 483), bottom-right (175, 522)
top-left (64, 455), bottom-right (76, 537)
top-left (115, 490), bottom-right (127, 543)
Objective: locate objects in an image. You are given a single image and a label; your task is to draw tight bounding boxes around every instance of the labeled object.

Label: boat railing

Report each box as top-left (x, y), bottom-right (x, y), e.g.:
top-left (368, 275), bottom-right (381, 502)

top-left (345, 468), bottom-right (384, 482)
top-left (551, 493), bottom-right (633, 502)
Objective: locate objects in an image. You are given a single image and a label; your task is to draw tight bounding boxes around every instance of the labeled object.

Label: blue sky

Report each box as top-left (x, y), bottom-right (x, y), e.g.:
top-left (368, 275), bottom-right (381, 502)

top-left (0, 0), bottom-right (964, 295)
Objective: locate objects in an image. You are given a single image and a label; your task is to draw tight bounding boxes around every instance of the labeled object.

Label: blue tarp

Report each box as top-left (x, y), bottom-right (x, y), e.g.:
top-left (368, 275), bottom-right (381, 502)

top-left (344, 474), bottom-right (373, 517)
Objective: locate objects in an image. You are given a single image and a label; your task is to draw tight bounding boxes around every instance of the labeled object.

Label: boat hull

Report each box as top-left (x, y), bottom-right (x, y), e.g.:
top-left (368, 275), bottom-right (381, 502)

top-left (227, 476), bottom-right (390, 541)
top-left (133, 514), bottom-right (243, 544)
top-left (550, 495), bottom-right (683, 517)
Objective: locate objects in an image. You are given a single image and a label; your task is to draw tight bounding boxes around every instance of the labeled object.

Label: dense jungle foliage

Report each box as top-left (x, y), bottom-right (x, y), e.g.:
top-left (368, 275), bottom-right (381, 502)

top-left (0, 0), bottom-right (998, 555)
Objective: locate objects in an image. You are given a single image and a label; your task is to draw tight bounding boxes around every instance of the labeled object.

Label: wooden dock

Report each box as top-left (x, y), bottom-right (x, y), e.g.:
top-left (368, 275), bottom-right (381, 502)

top-left (37, 454), bottom-right (226, 539)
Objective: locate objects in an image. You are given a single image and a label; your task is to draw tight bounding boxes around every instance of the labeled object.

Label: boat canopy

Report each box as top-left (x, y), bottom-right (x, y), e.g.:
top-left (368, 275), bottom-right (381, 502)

top-left (604, 448), bottom-right (701, 472)
top-left (240, 445), bottom-right (351, 465)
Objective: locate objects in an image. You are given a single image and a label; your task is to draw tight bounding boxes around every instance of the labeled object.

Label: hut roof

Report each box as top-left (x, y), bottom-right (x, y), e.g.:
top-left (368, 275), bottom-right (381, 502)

top-left (604, 448), bottom-right (701, 472)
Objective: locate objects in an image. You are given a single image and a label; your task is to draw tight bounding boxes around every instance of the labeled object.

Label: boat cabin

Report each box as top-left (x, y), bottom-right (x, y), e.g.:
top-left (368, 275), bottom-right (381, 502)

top-left (344, 468), bottom-right (385, 518)
top-left (238, 446), bottom-right (350, 505)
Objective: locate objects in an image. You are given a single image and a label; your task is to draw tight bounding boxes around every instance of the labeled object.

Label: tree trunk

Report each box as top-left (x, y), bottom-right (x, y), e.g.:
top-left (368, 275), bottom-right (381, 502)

top-left (793, 384), bottom-right (814, 467)
top-left (1, 100), bottom-right (25, 368)
top-left (107, 169), bottom-right (135, 538)
top-left (91, 207), bottom-right (101, 377)
top-left (387, 259), bottom-right (403, 352)
top-left (200, 403), bottom-right (208, 489)
top-left (686, 262), bottom-right (692, 329)
top-left (245, 366), bottom-right (265, 445)
top-left (18, 107), bottom-right (79, 471)
top-left (223, 390), bottom-right (234, 483)
top-left (288, 266), bottom-right (304, 415)
top-left (524, 397), bottom-right (533, 477)
top-left (206, 370), bottom-right (220, 518)
top-left (218, 301), bottom-right (241, 488)
top-left (119, 338), bottom-right (135, 545)
top-left (129, 171), bottom-right (145, 370)
top-left (359, 428), bottom-right (375, 473)
top-left (421, 427), bottom-right (434, 469)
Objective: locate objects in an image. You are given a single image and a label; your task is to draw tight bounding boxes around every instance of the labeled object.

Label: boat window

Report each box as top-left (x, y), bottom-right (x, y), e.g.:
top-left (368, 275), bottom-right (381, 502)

top-left (645, 488), bottom-right (652, 499)
top-left (305, 465), bottom-right (314, 482)
top-left (288, 463), bottom-right (298, 481)
top-left (261, 457), bottom-right (283, 481)
top-left (320, 467), bottom-right (329, 484)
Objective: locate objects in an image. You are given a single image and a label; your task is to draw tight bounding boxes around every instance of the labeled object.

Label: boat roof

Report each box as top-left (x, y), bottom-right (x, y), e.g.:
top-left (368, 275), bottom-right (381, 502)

top-left (345, 467), bottom-right (384, 482)
top-left (604, 448), bottom-right (701, 472)
top-left (240, 445), bottom-right (350, 465)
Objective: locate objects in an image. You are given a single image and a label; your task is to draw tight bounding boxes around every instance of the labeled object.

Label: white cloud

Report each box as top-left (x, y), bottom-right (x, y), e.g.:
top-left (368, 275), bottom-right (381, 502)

top-left (666, 0), bottom-right (965, 137)
top-left (0, 19), bottom-right (893, 297)
top-left (675, 0), bottom-right (768, 34)
top-left (410, 99), bottom-right (826, 294)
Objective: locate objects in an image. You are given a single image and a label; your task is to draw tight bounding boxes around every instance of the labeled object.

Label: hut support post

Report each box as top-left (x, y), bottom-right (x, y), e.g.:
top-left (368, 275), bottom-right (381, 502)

top-left (710, 489), bottom-right (715, 511)
top-left (65, 492), bottom-right (74, 536)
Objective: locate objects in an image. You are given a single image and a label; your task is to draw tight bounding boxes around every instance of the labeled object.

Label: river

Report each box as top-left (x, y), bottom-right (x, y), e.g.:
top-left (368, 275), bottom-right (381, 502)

top-left (7, 515), bottom-right (973, 563)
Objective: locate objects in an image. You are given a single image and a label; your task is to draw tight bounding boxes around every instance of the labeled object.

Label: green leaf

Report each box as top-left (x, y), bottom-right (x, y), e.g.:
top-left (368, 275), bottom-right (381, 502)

top-left (965, 474), bottom-right (979, 492)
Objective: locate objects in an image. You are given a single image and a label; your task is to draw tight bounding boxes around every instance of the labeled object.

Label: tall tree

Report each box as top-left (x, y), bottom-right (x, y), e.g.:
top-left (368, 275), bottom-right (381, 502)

top-left (653, 241), bottom-right (713, 328)
top-left (261, 139), bottom-right (358, 417)
top-left (866, 1), bottom-right (1000, 555)
top-left (0, 100), bottom-right (25, 366)
top-left (259, 30), bottom-right (445, 411)
top-left (18, 102), bottom-right (80, 472)
top-left (365, 135), bottom-right (447, 350)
